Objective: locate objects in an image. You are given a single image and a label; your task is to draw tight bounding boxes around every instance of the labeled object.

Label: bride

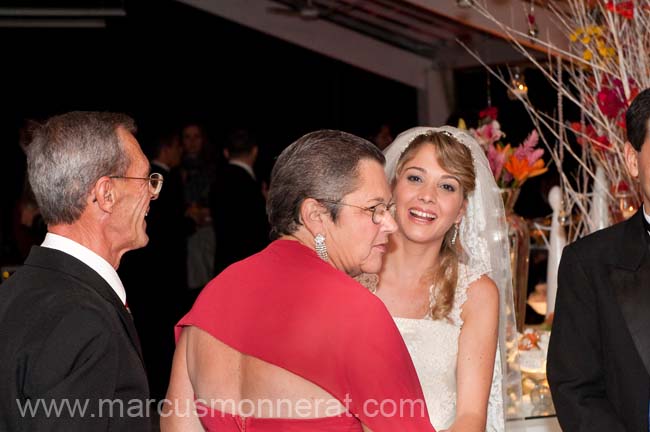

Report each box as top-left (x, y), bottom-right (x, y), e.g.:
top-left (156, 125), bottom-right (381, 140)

top-left (361, 126), bottom-right (518, 431)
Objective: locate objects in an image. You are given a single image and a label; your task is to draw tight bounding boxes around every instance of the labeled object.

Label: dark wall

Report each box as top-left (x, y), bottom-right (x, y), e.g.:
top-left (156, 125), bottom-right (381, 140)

top-left (0, 1), bottom-right (417, 150)
top-left (0, 0), bottom-right (418, 264)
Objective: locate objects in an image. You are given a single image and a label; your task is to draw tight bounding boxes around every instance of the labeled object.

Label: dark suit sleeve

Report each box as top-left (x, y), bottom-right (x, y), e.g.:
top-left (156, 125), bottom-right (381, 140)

top-left (547, 246), bottom-right (626, 432)
top-left (21, 307), bottom-right (119, 431)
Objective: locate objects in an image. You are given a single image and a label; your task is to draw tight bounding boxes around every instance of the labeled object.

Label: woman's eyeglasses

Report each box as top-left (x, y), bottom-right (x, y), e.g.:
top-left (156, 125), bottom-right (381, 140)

top-left (317, 199), bottom-right (395, 224)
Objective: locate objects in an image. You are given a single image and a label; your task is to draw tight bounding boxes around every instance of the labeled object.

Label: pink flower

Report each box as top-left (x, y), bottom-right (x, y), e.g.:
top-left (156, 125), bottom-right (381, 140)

top-left (471, 120), bottom-right (504, 150)
top-left (514, 130), bottom-right (544, 164)
top-left (488, 143), bottom-right (510, 181)
top-left (465, 106), bottom-right (545, 188)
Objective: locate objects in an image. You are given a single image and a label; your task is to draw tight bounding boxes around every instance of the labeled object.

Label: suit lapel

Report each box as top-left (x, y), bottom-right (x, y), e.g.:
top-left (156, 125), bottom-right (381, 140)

top-left (613, 212), bottom-right (650, 375)
top-left (25, 247), bottom-right (145, 366)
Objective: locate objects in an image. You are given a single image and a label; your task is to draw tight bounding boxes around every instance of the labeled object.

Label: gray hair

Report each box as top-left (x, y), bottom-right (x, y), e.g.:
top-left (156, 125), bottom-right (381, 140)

top-left (267, 129), bottom-right (385, 239)
top-left (26, 111), bottom-right (136, 225)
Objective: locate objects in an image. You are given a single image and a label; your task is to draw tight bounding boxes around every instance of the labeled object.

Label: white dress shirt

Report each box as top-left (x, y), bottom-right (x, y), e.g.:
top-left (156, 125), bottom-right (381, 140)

top-left (41, 233), bottom-right (127, 305)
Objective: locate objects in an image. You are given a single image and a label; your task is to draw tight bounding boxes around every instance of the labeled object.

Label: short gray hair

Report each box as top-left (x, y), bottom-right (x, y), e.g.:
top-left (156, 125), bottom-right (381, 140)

top-left (26, 111), bottom-right (136, 225)
top-left (267, 129), bottom-right (385, 239)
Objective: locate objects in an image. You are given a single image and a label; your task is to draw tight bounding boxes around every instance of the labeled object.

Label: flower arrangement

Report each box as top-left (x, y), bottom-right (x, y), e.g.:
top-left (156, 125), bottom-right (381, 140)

top-left (467, 107), bottom-right (547, 189)
top-left (467, 0), bottom-right (647, 240)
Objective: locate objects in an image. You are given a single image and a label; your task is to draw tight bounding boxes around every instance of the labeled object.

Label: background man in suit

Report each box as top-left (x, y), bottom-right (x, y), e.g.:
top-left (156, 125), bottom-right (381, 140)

top-left (120, 129), bottom-right (194, 402)
top-left (548, 88), bottom-right (650, 431)
top-left (0, 112), bottom-right (157, 431)
top-left (211, 129), bottom-right (270, 273)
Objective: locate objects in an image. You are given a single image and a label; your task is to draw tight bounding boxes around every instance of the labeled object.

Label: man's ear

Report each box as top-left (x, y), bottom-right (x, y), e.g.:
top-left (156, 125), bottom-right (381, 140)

top-left (624, 141), bottom-right (639, 179)
top-left (223, 148), bottom-right (230, 160)
top-left (299, 198), bottom-right (327, 236)
top-left (92, 176), bottom-right (116, 213)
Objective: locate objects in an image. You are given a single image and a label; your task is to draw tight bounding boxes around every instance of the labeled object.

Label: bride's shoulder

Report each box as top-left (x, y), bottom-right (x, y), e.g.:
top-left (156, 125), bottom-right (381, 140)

top-left (458, 261), bottom-right (497, 301)
top-left (466, 273), bottom-right (498, 297)
top-left (461, 273), bottom-right (499, 321)
top-left (455, 264), bottom-right (497, 320)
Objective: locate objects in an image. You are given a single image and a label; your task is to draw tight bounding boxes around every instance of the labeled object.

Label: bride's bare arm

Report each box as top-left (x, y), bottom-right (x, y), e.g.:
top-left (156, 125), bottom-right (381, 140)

top-left (449, 275), bottom-right (499, 432)
top-left (160, 328), bottom-right (204, 431)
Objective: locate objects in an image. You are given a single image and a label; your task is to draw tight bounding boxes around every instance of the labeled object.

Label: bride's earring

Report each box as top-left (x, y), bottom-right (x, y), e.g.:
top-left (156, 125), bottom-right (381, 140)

top-left (450, 223), bottom-right (459, 245)
top-left (314, 234), bottom-right (329, 261)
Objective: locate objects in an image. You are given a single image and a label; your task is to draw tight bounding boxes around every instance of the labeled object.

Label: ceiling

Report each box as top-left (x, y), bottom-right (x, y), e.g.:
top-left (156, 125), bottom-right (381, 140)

top-left (266, 0), bottom-right (484, 59)
top-left (262, 0), bottom-right (563, 64)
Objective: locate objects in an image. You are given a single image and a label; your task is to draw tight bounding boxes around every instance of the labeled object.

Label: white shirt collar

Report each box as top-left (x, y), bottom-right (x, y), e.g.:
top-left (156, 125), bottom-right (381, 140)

top-left (229, 160), bottom-right (256, 180)
top-left (41, 233), bottom-right (127, 305)
top-left (644, 206), bottom-right (650, 236)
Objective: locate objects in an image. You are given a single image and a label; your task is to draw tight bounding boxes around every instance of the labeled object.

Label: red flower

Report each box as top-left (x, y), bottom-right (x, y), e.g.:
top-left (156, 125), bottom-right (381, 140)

top-left (479, 106), bottom-right (498, 121)
top-left (597, 87), bottom-right (626, 119)
top-left (569, 122), bottom-right (611, 152)
top-left (612, 180), bottom-right (630, 194)
top-left (606, 1), bottom-right (634, 19)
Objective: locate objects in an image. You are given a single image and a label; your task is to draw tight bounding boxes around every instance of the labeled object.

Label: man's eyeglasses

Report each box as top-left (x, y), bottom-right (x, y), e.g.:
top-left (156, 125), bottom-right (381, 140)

top-left (109, 173), bottom-right (164, 199)
top-left (317, 199), bottom-right (395, 224)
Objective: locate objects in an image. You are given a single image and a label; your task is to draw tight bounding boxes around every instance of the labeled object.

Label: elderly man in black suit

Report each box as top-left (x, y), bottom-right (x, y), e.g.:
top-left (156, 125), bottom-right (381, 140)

top-left (0, 112), bottom-right (157, 431)
top-left (548, 88), bottom-right (650, 431)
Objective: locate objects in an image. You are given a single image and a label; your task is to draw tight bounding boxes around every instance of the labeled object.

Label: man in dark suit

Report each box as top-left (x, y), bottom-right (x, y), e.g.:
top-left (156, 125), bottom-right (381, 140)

top-left (0, 112), bottom-right (156, 431)
top-left (211, 129), bottom-right (270, 273)
top-left (548, 88), bottom-right (650, 431)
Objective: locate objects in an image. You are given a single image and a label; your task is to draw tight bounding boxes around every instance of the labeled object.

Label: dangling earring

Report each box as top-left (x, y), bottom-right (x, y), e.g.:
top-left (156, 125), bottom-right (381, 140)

top-left (314, 234), bottom-right (328, 261)
top-left (450, 223), bottom-right (459, 245)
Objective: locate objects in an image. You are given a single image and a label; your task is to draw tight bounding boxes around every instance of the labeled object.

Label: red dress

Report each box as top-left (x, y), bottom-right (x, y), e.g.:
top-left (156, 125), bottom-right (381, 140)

top-left (194, 402), bottom-right (362, 431)
top-left (177, 240), bottom-right (435, 432)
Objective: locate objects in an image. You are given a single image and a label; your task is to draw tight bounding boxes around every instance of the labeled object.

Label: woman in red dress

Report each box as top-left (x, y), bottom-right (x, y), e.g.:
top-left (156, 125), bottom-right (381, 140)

top-left (162, 130), bottom-right (436, 432)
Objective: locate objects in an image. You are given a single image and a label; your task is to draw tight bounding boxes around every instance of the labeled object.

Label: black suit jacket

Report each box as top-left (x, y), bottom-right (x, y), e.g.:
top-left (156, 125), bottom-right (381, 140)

top-left (0, 246), bottom-right (150, 431)
top-left (211, 163), bottom-right (270, 273)
top-left (547, 210), bottom-right (650, 432)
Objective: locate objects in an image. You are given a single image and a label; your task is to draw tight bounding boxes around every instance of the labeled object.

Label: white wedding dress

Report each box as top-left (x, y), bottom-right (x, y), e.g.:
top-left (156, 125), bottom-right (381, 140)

top-left (359, 264), bottom-right (505, 432)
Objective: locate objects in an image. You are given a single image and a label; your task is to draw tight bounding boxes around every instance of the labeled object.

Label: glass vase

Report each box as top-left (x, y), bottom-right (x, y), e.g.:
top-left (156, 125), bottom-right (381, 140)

top-left (500, 188), bottom-right (530, 332)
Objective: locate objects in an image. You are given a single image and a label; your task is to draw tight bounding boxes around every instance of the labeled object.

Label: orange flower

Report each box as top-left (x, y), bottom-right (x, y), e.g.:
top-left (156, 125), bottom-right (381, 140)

top-left (504, 155), bottom-right (548, 185)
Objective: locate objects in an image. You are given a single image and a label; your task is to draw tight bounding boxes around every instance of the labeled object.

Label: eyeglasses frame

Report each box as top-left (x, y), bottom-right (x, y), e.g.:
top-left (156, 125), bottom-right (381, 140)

top-left (109, 172), bottom-right (164, 199)
top-left (316, 198), bottom-right (395, 225)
